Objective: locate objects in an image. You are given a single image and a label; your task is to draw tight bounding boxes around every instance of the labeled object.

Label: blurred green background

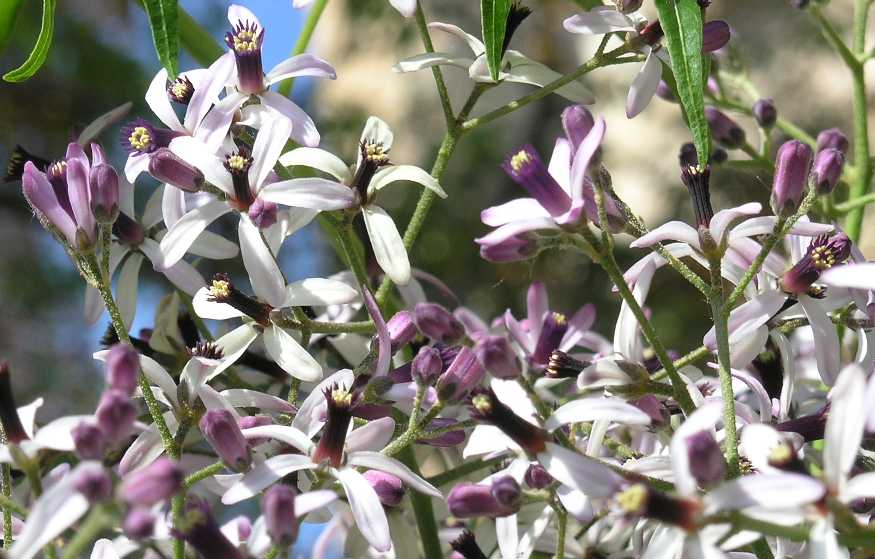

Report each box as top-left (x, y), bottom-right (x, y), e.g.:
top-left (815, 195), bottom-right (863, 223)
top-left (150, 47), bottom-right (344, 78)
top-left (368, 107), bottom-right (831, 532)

top-left (0, 0), bottom-right (869, 418)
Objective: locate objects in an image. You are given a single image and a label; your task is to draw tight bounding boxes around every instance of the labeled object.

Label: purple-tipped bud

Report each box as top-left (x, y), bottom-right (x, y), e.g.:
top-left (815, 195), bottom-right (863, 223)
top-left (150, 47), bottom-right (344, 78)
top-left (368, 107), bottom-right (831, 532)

top-left (263, 484), bottom-right (299, 546)
top-left (561, 105), bottom-right (595, 154)
top-left (436, 346), bottom-right (485, 402)
top-left (89, 164), bottom-right (119, 224)
top-left (685, 431), bottom-right (725, 487)
top-left (702, 20), bottom-right (730, 52)
top-left (123, 508), bottom-right (156, 539)
top-left (474, 335), bottom-right (521, 379)
top-left (705, 107), bottom-right (745, 149)
top-left (148, 148), bottom-right (204, 192)
top-left (448, 482), bottom-right (519, 518)
top-left (418, 418), bottom-right (466, 447)
top-left (173, 497), bottom-right (244, 559)
top-left (531, 312), bottom-right (569, 366)
top-left (72, 421), bottom-right (106, 460)
top-left (782, 233), bottom-right (852, 294)
top-left (248, 198), bottom-right (278, 229)
top-left (121, 458), bottom-right (184, 506)
top-left (413, 346), bottom-right (443, 385)
top-left (524, 464), bottom-right (553, 489)
top-left (811, 148), bottom-right (845, 194)
top-left (0, 362), bottom-right (28, 444)
top-left (21, 162), bottom-right (79, 247)
top-left (95, 389), bottom-right (137, 444)
top-left (490, 476), bottom-right (521, 509)
top-left (679, 143), bottom-right (699, 168)
top-left (771, 140), bottom-right (813, 215)
top-left (199, 409), bottom-right (252, 472)
top-left (477, 232), bottom-right (538, 263)
top-left (387, 310), bottom-right (417, 350)
top-left (816, 128), bottom-right (849, 155)
top-left (234, 516), bottom-right (253, 542)
top-left (631, 395), bottom-right (668, 426)
top-left (414, 303), bottom-right (465, 344)
top-left (73, 464), bottom-right (113, 503)
top-left (105, 343), bottom-right (139, 396)
top-left (503, 145), bottom-right (572, 217)
top-left (752, 99), bottom-right (777, 129)
top-left (238, 415), bottom-right (274, 448)
top-left (656, 80), bottom-right (676, 102)
top-left (363, 470), bottom-right (405, 507)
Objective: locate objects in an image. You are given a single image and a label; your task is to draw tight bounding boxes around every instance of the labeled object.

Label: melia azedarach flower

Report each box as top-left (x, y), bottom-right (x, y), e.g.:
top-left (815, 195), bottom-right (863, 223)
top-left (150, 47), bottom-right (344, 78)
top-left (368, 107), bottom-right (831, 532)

top-left (395, 5), bottom-right (595, 104)
top-left (260, 116), bottom-right (445, 285)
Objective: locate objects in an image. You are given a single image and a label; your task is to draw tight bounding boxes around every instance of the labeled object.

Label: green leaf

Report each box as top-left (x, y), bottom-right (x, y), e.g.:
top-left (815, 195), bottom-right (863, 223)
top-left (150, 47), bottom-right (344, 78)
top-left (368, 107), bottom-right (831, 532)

top-left (178, 6), bottom-right (223, 67)
top-left (0, 0), bottom-right (24, 55)
top-left (2, 0), bottom-right (55, 83)
top-left (654, 0), bottom-right (710, 165)
top-left (143, 0), bottom-right (179, 78)
top-left (480, 0), bottom-right (511, 82)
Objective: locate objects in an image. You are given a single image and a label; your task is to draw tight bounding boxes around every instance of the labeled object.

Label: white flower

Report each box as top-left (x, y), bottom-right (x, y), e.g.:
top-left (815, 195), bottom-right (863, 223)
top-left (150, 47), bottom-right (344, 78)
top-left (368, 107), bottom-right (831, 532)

top-left (261, 116), bottom-right (446, 285)
top-left (394, 22), bottom-right (595, 104)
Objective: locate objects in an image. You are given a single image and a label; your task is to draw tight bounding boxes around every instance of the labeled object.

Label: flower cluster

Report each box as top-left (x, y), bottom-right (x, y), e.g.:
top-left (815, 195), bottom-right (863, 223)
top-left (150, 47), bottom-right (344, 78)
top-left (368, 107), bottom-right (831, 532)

top-left (5, 1), bottom-right (875, 559)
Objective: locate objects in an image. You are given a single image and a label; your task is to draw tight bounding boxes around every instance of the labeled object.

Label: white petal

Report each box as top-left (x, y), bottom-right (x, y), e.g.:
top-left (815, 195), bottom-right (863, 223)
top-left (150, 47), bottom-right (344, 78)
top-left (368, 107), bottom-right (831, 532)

top-left (292, 369), bottom-right (355, 437)
top-left (169, 137), bottom-right (234, 196)
top-left (710, 203), bottom-right (762, 246)
top-left (335, 467), bottom-right (392, 552)
top-left (17, 398), bottom-right (43, 440)
top-left (189, 231), bottom-right (239, 260)
top-left (808, 518), bottom-right (847, 559)
top-left (537, 442), bottom-right (623, 497)
top-left (481, 198), bottom-right (549, 227)
top-left (279, 147), bottom-right (352, 183)
top-left (630, 220), bottom-right (700, 250)
top-left (504, 51), bottom-right (596, 104)
top-left (222, 454), bottom-right (316, 504)
top-left (284, 278), bottom-right (360, 307)
top-left (209, 323), bottom-right (260, 380)
top-left (90, 538), bottom-right (120, 559)
top-left (161, 183), bottom-right (186, 229)
top-left (187, 53), bottom-right (237, 134)
top-left (76, 102), bottom-right (133, 147)
top-left (83, 285), bottom-right (104, 325)
top-left (249, 118), bottom-right (293, 192)
top-left (799, 295), bottom-right (841, 386)
top-left (562, 7), bottom-right (636, 35)
top-left (260, 178), bottom-right (358, 210)
top-left (159, 201), bottom-right (232, 267)
top-left (33, 415), bottom-right (92, 451)
top-left (346, 451), bottom-right (442, 498)
top-left (263, 323), bottom-right (323, 382)
top-left (264, 53), bottom-right (336, 86)
top-left (843, 472), bottom-right (875, 502)
top-left (259, 91), bottom-right (320, 147)
top-left (393, 52), bottom-right (473, 73)
top-left (370, 165), bottom-right (446, 198)
top-left (703, 289), bottom-right (786, 349)
top-left (363, 204), bottom-right (410, 285)
top-left (239, 214), bottom-right (286, 307)
top-left (428, 22), bottom-right (485, 56)
top-left (141, 238), bottom-right (205, 296)
top-left (118, 412), bottom-right (177, 474)
top-left (295, 489), bottom-right (339, 517)
top-left (344, 417), bottom-right (395, 454)
top-left (192, 286), bottom-right (245, 320)
top-left (241, 424), bottom-right (314, 454)
top-left (146, 68), bottom-right (184, 132)
top-left (705, 473), bottom-right (826, 513)
top-left (496, 514), bottom-right (519, 559)
top-left (10, 468), bottom-right (90, 559)
top-left (545, 397), bottom-right (651, 431)
top-left (388, 0), bottom-right (416, 17)
top-left (614, 260), bottom-right (654, 361)
top-left (824, 363), bottom-right (866, 490)
top-left (220, 389), bottom-right (296, 414)
top-left (626, 49), bottom-right (661, 118)
top-left (228, 3), bottom-right (261, 29)
top-left (124, 153), bottom-right (151, 184)
top-left (821, 263), bottom-right (875, 290)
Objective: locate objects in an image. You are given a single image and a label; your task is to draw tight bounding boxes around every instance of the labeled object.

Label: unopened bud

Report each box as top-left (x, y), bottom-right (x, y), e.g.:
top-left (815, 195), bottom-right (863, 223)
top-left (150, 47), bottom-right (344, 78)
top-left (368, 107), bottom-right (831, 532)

top-left (105, 343), bottom-right (139, 396)
top-left (811, 148), bottom-right (845, 194)
top-left (363, 470), bottom-right (405, 507)
top-left (263, 484), bottom-right (299, 546)
top-left (123, 508), bottom-right (156, 539)
top-left (95, 389), bottom-right (137, 444)
top-left (436, 346), bottom-right (485, 402)
top-left (771, 140), bottom-right (813, 215)
top-left (474, 335), bottom-right (521, 379)
top-left (685, 431), bottom-right (725, 487)
top-left (89, 164), bottom-right (119, 224)
top-left (414, 303), bottom-right (465, 344)
top-left (448, 482), bottom-right (519, 518)
top-left (752, 99), bottom-right (777, 129)
top-left (72, 421), bottom-right (106, 460)
top-left (705, 107), bottom-right (745, 148)
top-left (120, 458), bottom-right (184, 506)
top-left (387, 310), bottom-right (417, 350)
top-left (702, 20), bottom-right (730, 52)
top-left (524, 464), bottom-right (553, 489)
top-left (816, 128), bottom-right (849, 155)
top-left (412, 346), bottom-right (443, 385)
top-left (73, 464), bottom-right (113, 503)
top-left (148, 148), bottom-right (204, 192)
top-left (199, 409), bottom-right (252, 472)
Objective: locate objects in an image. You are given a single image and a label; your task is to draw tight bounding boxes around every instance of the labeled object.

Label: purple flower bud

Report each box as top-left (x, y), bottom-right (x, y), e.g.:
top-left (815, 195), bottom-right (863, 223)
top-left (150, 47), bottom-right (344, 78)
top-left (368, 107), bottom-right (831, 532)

top-left (95, 389), bottom-right (137, 444)
top-left (113, 212), bottom-right (145, 246)
top-left (238, 414), bottom-right (273, 447)
top-left (531, 312), bottom-right (569, 366)
top-left (199, 409), bottom-right (252, 472)
top-left (705, 107), bottom-right (745, 148)
top-left (72, 421), bottom-right (106, 460)
top-left (89, 164), bottom-right (119, 224)
top-left (65, 156), bottom-right (97, 247)
top-left (474, 335), bottom-right (521, 379)
top-left (782, 233), bottom-right (852, 294)
top-left (771, 140), bottom-right (813, 215)
top-left (0, 362), bottom-right (28, 444)
top-left (811, 148), bottom-right (845, 194)
top-left (655, 80), bottom-right (676, 102)
top-left (702, 20), bottom-right (730, 52)
top-left (816, 128), bottom-right (849, 155)
top-left (73, 464), bottom-right (112, 503)
top-left (363, 470), bottom-right (405, 507)
top-left (752, 98), bottom-right (777, 129)
top-left (248, 198), bottom-right (278, 229)
top-left (263, 484), bottom-right (299, 546)
top-left (490, 476), bottom-right (521, 509)
top-left (121, 458), bottom-right (184, 506)
top-left (524, 464), bottom-right (553, 489)
top-left (448, 482), bottom-right (519, 518)
top-left (477, 232), bottom-right (537, 263)
top-left (414, 303), bottom-right (465, 344)
top-left (437, 346), bottom-right (485, 402)
top-left (418, 418), bottom-right (466, 447)
top-left (631, 395), bottom-right (668, 426)
top-left (148, 148), bottom-right (204, 192)
top-left (173, 497), bottom-right (244, 559)
top-left (234, 516), bottom-right (252, 542)
top-left (105, 343), bottom-right (139, 396)
top-left (387, 310), bottom-right (417, 350)
top-left (123, 508), bottom-right (156, 539)
top-left (413, 346), bottom-right (443, 385)
top-left (561, 105), bottom-right (595, 154)
top-left (436, 343), bottom-right (463, 368)
top-left (21, 162), bottom-right (78, 248)
top-left (502, 145), bottom-right (572, 217)
top-left (685, 431), bottom-right (725, 487)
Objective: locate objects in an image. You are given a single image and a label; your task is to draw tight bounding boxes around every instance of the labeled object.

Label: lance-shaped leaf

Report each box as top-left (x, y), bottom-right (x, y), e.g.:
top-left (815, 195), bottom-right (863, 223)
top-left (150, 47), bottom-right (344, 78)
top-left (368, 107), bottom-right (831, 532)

top-left (143, 0), bottom-right (180, 78)
top-left (0, 0), bottom-right (24, 55)
top-left (2, 0), bottom-right (55, 83)
top-left (654, 0), bottom-right (710, 165)
top-left (481, 0), bottom-right (510, 81)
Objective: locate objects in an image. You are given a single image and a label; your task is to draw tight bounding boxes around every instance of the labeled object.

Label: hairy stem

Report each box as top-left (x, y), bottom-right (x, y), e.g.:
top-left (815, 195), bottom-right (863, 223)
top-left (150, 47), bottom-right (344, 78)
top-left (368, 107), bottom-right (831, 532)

top-left (845, 0), bottom-right (873, 243)
top-left (398, 445), bottom-right (442, 559)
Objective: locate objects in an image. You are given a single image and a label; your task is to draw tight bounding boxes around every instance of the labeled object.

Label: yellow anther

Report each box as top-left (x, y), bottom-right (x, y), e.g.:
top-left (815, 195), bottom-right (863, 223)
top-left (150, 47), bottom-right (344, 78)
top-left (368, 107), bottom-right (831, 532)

top-left (210, 279), bottom-right (231, 300)
top-left (128, 127), bottom-right (152, 152)
top-left (509, 150), bottom-right (532, 172)
top-left (768, 443), bottom-right (793, 464)
top-left (331, 388), bottom-right (353, 407)
top-left (233, 31), bottom-right (258, 52)
top-left (226, 154), bottom-right (249, 172)
top-left (552, 312), bottom-right (567, 325)
top-left (362, 142), bottom-right (389, 164)
top-left (616, 484), bottom-right (648, 514)
top-left (472, 394), bottom-right (492, 414)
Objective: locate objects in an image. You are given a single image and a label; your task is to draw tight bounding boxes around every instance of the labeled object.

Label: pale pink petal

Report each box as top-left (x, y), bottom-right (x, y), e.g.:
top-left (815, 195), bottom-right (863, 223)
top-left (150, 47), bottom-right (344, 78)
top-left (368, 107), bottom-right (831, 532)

top-left (393, 53), bottom-right (473, 73)
top-left (545, 397), bottom-right (651, 431)
top-left (263, 323), bottom-right (322, 382)
top-left (249, 119), bottom-right (293, 192)
top-left (363, 204), bottom-right (410, 285)
top-left (427, 22), bottom-right (485, 56)
top-left (709, 203), bottom-right (762, 246)
top-left (560, 303), bottom-right (597, 351)
top-left (824, 364), bottom-right (866, 491)
top-left (821, 263), bottom-right (875, 290)
top-left (345, 417), bottom-right (395, 454)
top-left (475, 217), bottom-right (559, 246)
top-left (195, 91), bottom-right (248, 152)
top-left (159, 200), bottom-right (232, 267)
top-left (563, 7), bottom-right (637, 35)
top-left (145, 68), bottom-right (183, 132)
top-left (705, 473), bottom-right (826, 513)
top-left (799, 295), bottom-right (841, 386)
top-left (239, 215), bottom-right (286, 307)
top-left (260, 178), bottom-right (358, 210)
top-left (630, 221), bottom-right (700, 250)
top-left (537, 442), bottom-right (623, 497)
top-left (295, 490), bottom-right (339, 517)
top-left (259, 91), bottom-right (320, 147)
top-left (279, 147), bottom-right (352, 183)
top-left (503, 51), bottom-right (596, 104)
top-left (614, 261), bottom-right (654, 360)
top-left (117, 252), bottom-right (143, 329)
top-left (370, 165), bottom-right (446, 198)
top-left (569, 118), bottom-right (606, 200)
top-left (527, 281), bottom-right (549, 338)
top-left (292, 369), bottom-right (355, 437)
top-left (334, 467), bottom-right (391, 552)
top-left (346, 451), bottom-right (442, 498)
top-left (187, 52), bottom-right (237, 133)
top-left (265, 54), bottom-right (336, 86)
top-left (222, 454), bottom-right (316, 504)
top-left (703, 289), bottom-right (786, 349)
top-left (626, 48), bottom-right (661, 118)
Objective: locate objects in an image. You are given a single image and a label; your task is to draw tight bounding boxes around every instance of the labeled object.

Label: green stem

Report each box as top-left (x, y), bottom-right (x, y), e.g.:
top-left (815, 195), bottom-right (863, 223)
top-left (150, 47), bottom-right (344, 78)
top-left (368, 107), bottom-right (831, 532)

top-left (426, 455), bottom-right (505, 486)
top-left (337, 219), bottom-right (370, 288)
top-left (708, 254), bottom-right (740, 478)
top-left (183, 461), bottom-right (226, 489)
top-left (0, 493), bottom-right (24, 520)
top-left (845, 0), bottom-right (873, 243)
top-left (555, 507), bottom-right (567, 559)
top-left (398, 445), bottom-right (442, 559)
top-left (2, 451), bottom-right (11, 548)
top-left (413, 0), bottom-right (453, 126)
top-left (277, 0), bottom-right (329, 97)
top-left (272, 317), bottom-right (375, 334)
top-left (835, 191), bottom-right (875, 212)
top-left (380, 401), bottom-right (445, 457)
top-left (60, 505), bottom-right (112, 559)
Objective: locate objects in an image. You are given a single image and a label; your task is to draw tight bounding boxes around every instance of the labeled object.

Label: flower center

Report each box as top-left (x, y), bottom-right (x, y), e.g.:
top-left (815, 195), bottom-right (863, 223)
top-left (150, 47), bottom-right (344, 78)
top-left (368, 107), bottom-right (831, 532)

top-left (351, 140), bottom-right (391, 200)
top-left (208, 273), bottom-right (272, 326)
top-left (129, 127), bottom-right (153, 152)
top-left (224, 150), bottom-right (255, 207)
top-left (616, 484), bottom-right (648, 514)
top-left (167, 76), bottom-right (194, 105)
